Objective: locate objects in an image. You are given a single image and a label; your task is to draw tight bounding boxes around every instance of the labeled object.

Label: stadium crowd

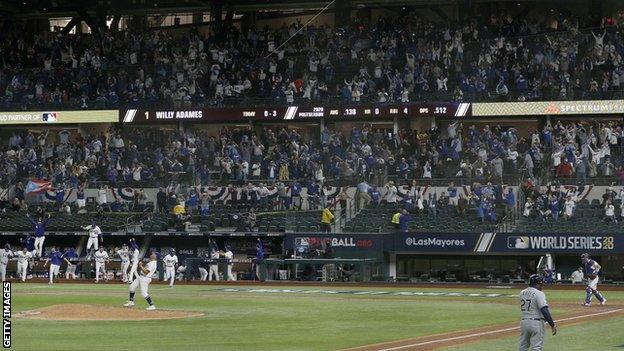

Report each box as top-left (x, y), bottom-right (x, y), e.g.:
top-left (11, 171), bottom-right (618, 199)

top-left (0, 120), bottom-right (623, 234)
top-left (1, 119), bottom-right (623, 194)
top-left (2, 10), bottom-right (624, 109)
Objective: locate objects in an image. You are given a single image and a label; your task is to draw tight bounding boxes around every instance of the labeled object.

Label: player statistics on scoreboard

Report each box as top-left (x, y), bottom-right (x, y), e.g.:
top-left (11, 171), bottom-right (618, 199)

top-left (119, 103), bottom-right (471, 123)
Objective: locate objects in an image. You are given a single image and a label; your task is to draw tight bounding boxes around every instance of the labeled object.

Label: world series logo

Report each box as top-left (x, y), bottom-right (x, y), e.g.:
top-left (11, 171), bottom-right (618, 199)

top-left (506, 236), bottom-right (615, 250)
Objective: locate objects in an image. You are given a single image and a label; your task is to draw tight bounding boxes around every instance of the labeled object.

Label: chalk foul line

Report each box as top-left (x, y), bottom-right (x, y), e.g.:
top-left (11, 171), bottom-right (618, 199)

top-left (370, 308), bottom-right (623, 351)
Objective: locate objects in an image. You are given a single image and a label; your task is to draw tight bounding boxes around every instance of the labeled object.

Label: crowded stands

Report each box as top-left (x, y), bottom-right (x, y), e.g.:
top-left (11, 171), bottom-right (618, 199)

top-left (2, 9), bottom-right (624, 110)
top-left (0, 117), bottom-right (623, 234)
top-left (1, 4), bottom-right (624, 237)
top-left (2, 119), bottom-right (623, 191)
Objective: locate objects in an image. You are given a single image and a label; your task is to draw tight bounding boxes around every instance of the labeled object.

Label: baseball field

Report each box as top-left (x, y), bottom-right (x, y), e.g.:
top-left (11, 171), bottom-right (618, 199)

top-left (10, 282), bottom-right (624, 350)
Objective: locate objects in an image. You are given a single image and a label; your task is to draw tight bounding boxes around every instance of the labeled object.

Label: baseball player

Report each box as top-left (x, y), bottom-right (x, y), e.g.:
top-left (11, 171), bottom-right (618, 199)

top-left (208, 242), bottom-right (220, 281)
top-left (198, 258), bottom-right (208, 281)
top-left (83, 221), bottom-right (102, 258)
top-left (94, 247), bottom-right (110, 283)
top-left (581, 253), bottom-right (607, 306)
top-left (63, 248), bottom-right (79, 279)
top-left (542, 266), bottom-right (554, 284)
top-left (20, 234), bottom-right (36, 257)
top-left (15, 247), bottom-right (32, 282)
top-left (27, 213), bottom-right (51, 257)
top-left (253, 238), bottom-right (265, 280)
top-left (116, 244), bottom-right (130, 282)
top-left (43, 247), bottom-right (70, 285)
top-left (0, 244), bottom-right (13, 281)
top-left (162, 249), bottom-right (178, 287)
top-left (222, 245), bottom-right (234, 281)
top-left (518, 274), bottom-right (557, 351)
top-left (20, 234), bottom-right (36, 273)
top-left (128, 239), bottom-right (140, 283)
top-left (176, 261), bottom-right (187, 281)
top-left (123, 251), bottom-right (157, 310)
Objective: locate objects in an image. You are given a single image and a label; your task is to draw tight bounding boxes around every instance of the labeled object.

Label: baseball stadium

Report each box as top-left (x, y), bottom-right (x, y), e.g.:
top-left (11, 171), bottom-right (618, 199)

top-left (1, 0), bottom-right (624, 350)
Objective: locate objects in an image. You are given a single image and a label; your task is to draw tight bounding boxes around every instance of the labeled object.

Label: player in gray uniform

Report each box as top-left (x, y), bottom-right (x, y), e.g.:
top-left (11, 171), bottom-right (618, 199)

top-left (518, 274), bottom-right (557, 351)
top-left (0, 244), bottom-right (13, 281)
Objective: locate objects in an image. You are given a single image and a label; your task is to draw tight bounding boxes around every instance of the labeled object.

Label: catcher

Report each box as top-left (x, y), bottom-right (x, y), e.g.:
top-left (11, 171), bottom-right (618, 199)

top-left (581, 253), bottom-right (606, 306)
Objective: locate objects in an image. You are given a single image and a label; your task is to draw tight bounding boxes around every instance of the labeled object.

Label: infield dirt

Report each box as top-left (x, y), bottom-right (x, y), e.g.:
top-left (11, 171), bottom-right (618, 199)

top-left (15, 304), bottom-right (204, 321)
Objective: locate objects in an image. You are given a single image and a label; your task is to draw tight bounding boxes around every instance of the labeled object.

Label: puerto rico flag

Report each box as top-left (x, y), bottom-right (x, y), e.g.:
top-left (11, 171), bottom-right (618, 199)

top-left (25, 180), bottom-right (53, 194)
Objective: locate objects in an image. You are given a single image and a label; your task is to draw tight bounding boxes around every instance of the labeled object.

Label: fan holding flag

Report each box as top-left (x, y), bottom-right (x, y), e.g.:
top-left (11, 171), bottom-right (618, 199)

top-left (25, 179), bottom-right (53, 195)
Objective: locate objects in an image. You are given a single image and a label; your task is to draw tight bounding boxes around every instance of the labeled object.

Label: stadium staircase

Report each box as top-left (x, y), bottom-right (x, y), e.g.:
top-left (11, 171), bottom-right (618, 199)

top-left (342, 202), bottom-right (501, 233)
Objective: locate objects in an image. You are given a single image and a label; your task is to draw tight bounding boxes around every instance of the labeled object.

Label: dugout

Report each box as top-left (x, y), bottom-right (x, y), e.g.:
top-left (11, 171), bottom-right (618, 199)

top-left (387, 232), bottom-right (624, 283)
top-left (281, 233), bottom-right (388, 281)
top-left (2, 232), bottom-right (284, 280)
top-left (392, 253), bottom-right (624, 283)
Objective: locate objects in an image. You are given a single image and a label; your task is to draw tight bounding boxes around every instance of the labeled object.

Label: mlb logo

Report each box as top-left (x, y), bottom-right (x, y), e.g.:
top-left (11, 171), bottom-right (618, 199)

top-left (508, 236), bottom-right (530, 249)
top-left (42, 112), bottom-right (58, 122)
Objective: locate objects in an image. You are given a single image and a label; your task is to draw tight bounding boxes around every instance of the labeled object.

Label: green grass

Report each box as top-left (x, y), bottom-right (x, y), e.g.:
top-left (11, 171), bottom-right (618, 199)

top-left (9, 284), bottom-right (624, 351)
top-left (441, 316), bottom-right (624, 350)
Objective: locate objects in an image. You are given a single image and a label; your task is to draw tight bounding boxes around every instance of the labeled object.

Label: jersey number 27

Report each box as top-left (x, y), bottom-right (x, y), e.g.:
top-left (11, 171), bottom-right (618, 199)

top-left (520, 299), bottom-right (532, 311)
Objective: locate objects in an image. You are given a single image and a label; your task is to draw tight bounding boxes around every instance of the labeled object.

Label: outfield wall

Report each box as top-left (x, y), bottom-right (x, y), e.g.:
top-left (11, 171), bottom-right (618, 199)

top-left (282, 232), bottom-right (624, 281)
top-left (4, 231), bottom-right (623, 281)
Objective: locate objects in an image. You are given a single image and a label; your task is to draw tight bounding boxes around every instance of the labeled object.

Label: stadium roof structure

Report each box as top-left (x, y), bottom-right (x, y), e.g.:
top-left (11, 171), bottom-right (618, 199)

top-left (0, 0), bottom-right (543, 19)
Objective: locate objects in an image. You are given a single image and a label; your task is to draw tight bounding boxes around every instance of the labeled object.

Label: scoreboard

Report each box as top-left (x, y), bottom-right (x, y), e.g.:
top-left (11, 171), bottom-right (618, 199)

top-left (120, 103), bottom-right (471, 124)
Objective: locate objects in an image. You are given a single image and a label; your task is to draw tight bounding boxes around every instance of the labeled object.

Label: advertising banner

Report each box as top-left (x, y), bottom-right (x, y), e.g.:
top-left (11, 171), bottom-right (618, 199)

top-left (120, 103), bottom-right (470, 123)
top-left (492, 233), bottom-right (620, 253)
top-left (0, 110), bottom-right (117, 124)
top-left (283, 233), bottom-right (386, 258)
top-left (393, 232), bottom-right (624, 254)
top-left (395, 232), bottom-right (481, 252)
top-left (473, 100), bottom-right (624, 116)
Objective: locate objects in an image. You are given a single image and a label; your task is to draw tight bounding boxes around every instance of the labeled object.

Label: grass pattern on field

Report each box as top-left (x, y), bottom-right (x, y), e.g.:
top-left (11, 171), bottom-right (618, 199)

top-left (440, 315), bottom-right (624, 351)
top-left (11, 284), bottom-right (624, 351)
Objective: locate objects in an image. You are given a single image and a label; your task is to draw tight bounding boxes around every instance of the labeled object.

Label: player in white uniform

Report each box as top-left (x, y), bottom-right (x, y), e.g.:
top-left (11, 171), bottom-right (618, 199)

top-left (83, 222), bottom-right (102, 258)
top-left (518, 274), bottom-right (557, 351)
top-left (222, 245), bottom-right (234, 281)
top-left (116, 244), bottom-right (130, 282)
top-left (208, 243), bottom-right (220, 281)
top-left (16, 247), bottom-right (32, 282)
top-left (123, 251), bottom-right (157, 310)
top-left (198, 259), bottom-right (208, 281)
top-left (94, 247), bottom-right (110, 283)
top-left (563, 196), bottom-right (576, 220)
top-left (63, 248), bottom-right (79, 279)
top-left (128, 239), bottom-right (140, 283)
top-left (0, 244), bottom-right (14, 281)
top-left (176, 262), bottom-right (187, 281)
top-left (162, 249), bottom-right (178, 287)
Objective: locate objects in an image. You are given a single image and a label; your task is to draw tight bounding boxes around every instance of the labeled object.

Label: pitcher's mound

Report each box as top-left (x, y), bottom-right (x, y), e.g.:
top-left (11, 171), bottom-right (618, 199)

top-left (15, 304), bottom-right (203, 321)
